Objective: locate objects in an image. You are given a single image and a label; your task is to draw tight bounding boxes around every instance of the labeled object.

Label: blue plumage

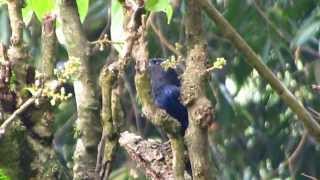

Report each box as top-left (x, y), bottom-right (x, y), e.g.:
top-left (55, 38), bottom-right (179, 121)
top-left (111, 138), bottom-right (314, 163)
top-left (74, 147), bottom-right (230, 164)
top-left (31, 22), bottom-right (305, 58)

top-left (149, 58), bottom-right (188, 134)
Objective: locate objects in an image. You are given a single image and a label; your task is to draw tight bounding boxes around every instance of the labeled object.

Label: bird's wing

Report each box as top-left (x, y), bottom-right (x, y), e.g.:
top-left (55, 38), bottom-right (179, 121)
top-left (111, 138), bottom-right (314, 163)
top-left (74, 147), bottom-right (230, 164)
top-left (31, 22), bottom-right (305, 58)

top-left (154, 85), bottom-right (180, 109)
top-left (154, 85), bottom-right (188, 127)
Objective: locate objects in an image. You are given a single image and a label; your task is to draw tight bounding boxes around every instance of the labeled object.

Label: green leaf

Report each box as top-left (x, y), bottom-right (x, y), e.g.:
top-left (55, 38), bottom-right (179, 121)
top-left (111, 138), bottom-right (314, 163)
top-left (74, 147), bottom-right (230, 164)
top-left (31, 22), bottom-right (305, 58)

top-left (145, 0), bottom-right (173, 24)
top-left (110, 0), bottom-right (125, 54)
top-left (0, 169), bottom-right (10, 180)
top-left (0, 0), bottom-right (6, 6)
top-left (22, 0), bottom-right (55, 22)
top-left (22, 2), bottom-right (34, 24)
top-left (76, 0), bottom-right (89, 22)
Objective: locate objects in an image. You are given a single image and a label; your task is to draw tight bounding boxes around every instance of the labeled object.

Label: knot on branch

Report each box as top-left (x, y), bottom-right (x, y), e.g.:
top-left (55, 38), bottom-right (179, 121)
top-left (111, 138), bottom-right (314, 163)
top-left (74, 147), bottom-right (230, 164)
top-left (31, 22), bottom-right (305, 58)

top-left (192, 98), bottom-right (214, 128)
top-left (181, 82), bottom-right (198, 105)
top-left (7, 45), bottom-right (29, 61)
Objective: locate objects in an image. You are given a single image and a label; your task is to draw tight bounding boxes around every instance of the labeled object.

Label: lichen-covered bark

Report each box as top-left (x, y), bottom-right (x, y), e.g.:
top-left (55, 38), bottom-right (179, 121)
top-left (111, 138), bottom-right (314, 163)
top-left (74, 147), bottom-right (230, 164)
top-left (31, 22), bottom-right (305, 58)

top-left (7, 0), bottom-right (23, 47)
top-left (26, 14), bottom-right (69, 180)
top-left (1, 12), bottom-right (68, 180)
top-left (132, 27), bottom-right (186, 180)
top-left (182, 0), bottom-right (215, 179)
top-left (0, 1), bottom-right (33, 179)
top-left (96, 65), bottom-right (123, 180)
top-left (114, 1), bottom-right (186, 178)
top-left (7, 0), bottom-right (30, 99)
top-left (27, 136), bottom-right (70, 180)
top-left (40, 14), bottom-right (57, 79)
top-left (30, 14), bottom-right (57, 141)
top-left (58, 0), bottom-right (101, 179)
top-left (0, 121), bottom-right (31, 180)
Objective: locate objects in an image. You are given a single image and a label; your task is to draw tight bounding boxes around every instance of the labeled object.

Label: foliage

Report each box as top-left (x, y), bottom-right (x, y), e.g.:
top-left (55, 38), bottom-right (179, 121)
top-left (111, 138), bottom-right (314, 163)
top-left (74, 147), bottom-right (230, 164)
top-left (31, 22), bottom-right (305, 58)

top-left (145, 0), bottom-right (173, 23)
top-left (76, 0), bottom-right (89, 22)
top-left (110, 0), bottom-right (124, 54)
top-left (22, 0), bottom-right (88, 22)
top-left (0, 169), bottom-right (10, 180)
top-left (22, 0), bottom-right (54, 23)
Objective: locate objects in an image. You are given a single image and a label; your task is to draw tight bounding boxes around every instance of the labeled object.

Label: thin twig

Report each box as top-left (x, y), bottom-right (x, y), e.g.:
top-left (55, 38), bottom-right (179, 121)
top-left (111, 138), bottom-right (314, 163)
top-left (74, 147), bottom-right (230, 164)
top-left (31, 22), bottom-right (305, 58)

top-left (307, 107), bottom-right (320, 122)
top-left (0, 97), bottom-right (35, 139)
top-left (301, 173), bottom-right (318, 180)
top-left (90, 36), bottom-right (124, 45)
top-left (149, 14), bottom-right (182, 57)
top-left (90, 24), bottom-right (110, 53)
top-left (252, 0), bottom-right (290, 43)
top-left (287, 131), bottom-right (308, 166)
top-left (90, 34), bottom-right (124, 53)
top-left (95, 133), bottom-right (107, 180)
top-left (287, 131), bottom-right (308, 179)
top-left (122, 73), bottom-right (143, 135)
top-left (265, 130), bottom-right (308, 179)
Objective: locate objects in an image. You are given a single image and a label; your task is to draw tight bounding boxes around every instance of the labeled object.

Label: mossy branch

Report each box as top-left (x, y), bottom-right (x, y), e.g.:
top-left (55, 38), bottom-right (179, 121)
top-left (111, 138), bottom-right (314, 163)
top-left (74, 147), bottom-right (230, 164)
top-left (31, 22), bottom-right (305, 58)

top-left (0, 96), bottom-right (35, 140)
top-left (6, 0), bottom-right (29, 103)
top-left (115, 1), bottom-right (186, 178)
top-left (133, 29), bottom-right (186, 180)
top-left (132, 18), bottom-right (187, 179)
top-left (96, 64), bottom-right (122, 180)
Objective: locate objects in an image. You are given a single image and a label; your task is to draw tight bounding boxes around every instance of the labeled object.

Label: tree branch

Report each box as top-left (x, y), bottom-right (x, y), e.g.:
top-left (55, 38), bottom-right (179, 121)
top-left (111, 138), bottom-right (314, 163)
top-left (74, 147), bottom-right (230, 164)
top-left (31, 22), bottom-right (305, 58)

top-left (119, 131), bottom-right (184, 180)
top-left (58, 0), bottom-right (101, 179)
top-left (149, 14), bottom-right (182, 57)
top-left (6, 0), bottom-right (30, 104)
top-left (181, 0), bottom-right (215, 179)
top-left (0, 97), bottom-right (35, 139)
top-left (7, 0), bottom-right (24, 47)
top-left (132, 18), bottom-right (186, 180)
top-left (40, 14), bottom-right (57, 78)
top-left (114, 2), bottom-right (187, 179)
top-left (199, 0), bottom-right (320, 142)
top-left (95, 62), bottom-right (122, 180)
top-left (252, 0), bottom-right (290, 43)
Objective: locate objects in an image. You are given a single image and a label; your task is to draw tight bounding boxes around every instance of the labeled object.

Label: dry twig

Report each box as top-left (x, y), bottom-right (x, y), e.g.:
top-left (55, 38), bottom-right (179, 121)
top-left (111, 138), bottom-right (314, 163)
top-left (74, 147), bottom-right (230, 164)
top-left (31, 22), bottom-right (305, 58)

top-left (0, 96), bottom-right (36, 139)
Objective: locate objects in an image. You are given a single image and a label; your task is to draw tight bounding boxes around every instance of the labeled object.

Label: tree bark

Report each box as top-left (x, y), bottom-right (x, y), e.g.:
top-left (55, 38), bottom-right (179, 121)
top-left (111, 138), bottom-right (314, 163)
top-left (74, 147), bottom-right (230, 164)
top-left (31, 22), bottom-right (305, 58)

top-left (59, 0), bottom-right (101, 179)
top-left (182, 0), bottom-right (215, 179)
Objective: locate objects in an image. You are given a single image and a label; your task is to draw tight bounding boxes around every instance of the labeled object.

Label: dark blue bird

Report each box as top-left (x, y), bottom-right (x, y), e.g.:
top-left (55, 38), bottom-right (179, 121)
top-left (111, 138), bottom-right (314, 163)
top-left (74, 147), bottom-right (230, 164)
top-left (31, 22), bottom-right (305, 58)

top-left (149, 58), bottom-right (188, 134)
